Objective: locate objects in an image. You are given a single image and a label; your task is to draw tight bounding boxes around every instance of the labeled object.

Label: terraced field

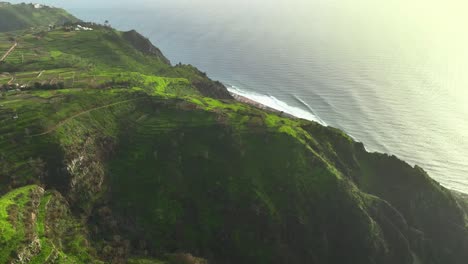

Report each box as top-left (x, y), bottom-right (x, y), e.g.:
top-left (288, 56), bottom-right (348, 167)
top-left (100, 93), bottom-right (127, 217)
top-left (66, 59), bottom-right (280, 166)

top-left (0, 26), bottom-right (225, 96)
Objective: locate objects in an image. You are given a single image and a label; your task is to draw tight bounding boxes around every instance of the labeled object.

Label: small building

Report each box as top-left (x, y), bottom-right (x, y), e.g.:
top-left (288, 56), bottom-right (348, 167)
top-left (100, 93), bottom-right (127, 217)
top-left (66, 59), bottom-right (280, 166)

top-left (75, 25), bottom-right (93, 31)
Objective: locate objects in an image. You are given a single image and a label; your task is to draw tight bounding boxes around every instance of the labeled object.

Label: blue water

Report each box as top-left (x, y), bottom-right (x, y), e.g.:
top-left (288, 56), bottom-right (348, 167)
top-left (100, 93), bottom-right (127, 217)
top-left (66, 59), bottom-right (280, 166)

top-left (18, 0), bottom-right (468, 193)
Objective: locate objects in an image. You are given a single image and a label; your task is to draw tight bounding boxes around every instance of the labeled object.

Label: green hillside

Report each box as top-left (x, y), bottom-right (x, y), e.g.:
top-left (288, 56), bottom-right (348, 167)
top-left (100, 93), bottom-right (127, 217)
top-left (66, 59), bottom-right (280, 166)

top-left (0, 3), bottom-right (467, 264)
top-left (0, 2), bottom-right (79, 32)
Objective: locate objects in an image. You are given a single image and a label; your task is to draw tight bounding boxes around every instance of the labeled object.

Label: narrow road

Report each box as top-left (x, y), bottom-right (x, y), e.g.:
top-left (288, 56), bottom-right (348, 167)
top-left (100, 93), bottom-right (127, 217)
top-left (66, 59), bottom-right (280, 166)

top-left (31, 97), bottom-right (145, 137)
top-left (0, 42), bottom-right (18, 62)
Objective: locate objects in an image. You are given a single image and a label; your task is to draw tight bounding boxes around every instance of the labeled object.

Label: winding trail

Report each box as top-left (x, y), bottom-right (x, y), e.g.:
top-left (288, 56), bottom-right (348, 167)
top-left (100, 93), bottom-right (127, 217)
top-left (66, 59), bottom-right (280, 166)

top-left (31, 97), bottom-right (145, 137)
top-left (0, 42), bottom-right (18, 62)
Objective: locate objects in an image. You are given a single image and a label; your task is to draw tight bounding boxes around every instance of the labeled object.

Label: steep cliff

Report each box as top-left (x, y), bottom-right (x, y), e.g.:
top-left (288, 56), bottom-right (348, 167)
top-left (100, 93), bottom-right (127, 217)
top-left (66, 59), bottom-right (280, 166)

top-left (0, 3), bottom-right (466, 264)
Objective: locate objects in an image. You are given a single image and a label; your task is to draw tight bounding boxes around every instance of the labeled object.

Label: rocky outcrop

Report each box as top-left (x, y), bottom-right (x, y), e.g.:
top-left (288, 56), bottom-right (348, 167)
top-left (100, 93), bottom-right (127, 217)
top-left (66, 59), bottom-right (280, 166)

top-left (122, 30), bottom-right (171, 65)
top-left (164, 64), bottom-right (233, 99)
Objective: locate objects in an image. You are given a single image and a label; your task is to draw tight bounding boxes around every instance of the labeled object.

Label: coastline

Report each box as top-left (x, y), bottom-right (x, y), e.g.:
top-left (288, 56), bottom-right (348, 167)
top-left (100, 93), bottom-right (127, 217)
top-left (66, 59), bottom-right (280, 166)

top-left (228, 90), bottom-right (297, 119)
top-left (227, 85), bottom-right (327, 125)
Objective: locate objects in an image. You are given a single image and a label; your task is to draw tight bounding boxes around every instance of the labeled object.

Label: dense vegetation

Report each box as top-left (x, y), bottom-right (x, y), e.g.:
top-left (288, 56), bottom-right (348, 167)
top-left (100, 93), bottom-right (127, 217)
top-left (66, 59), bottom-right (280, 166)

top-left (0, 3), bottom-right (467, 264)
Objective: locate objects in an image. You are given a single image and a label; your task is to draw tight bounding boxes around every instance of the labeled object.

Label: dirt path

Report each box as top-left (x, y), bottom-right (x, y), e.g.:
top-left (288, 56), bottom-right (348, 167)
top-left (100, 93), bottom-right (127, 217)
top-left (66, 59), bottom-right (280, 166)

top-left (0, 42), bottom-right (18, 62)
top-left (31, 97), bottom-right (145, 137)
top-left (37, 70), bottom-right (45, 78)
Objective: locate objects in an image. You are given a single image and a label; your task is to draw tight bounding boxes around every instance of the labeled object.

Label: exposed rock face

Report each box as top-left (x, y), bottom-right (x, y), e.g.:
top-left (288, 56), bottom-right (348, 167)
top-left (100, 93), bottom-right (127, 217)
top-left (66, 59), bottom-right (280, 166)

top-left (64, 135), bottom-right (111, 215)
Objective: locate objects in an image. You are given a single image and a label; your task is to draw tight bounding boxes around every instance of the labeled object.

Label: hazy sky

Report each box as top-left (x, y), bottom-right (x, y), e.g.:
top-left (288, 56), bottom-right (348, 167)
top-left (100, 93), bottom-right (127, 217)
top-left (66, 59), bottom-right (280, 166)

top-left (8, 0), bottom-right (468, 15)
top-left (7, 0), bottom-right (468, 35)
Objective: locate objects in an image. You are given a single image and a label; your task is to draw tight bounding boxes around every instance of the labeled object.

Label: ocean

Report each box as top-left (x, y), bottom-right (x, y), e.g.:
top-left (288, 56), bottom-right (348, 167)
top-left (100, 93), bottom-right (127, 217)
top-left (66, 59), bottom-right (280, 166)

top-left (20, 0), bottom-right (468, 193)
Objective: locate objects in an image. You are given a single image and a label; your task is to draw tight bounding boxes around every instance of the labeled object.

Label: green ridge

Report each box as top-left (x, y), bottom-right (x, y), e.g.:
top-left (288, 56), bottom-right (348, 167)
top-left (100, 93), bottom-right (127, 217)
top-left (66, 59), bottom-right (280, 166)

top-left (0, 3), bottom-right (466, 264)
top-left (0, 2), bottom-right (79, 32)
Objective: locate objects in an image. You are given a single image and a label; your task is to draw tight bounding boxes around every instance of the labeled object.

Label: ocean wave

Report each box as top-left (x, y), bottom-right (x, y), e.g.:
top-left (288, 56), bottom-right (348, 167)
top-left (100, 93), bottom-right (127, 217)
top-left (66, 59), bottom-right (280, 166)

top-left (291, 94), bottom-right (328, 125)
top-left (226, 85), bottom-right (327, 126)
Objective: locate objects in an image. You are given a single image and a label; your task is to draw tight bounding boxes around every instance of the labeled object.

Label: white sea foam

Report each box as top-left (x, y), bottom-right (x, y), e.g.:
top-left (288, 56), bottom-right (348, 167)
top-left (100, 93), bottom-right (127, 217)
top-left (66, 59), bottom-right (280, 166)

top-left (227, 86), bottom-right (327, 126)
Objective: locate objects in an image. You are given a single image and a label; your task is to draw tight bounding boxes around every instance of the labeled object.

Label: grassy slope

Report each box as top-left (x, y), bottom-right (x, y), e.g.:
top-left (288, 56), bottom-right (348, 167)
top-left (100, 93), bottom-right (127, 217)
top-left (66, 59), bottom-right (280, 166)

top-left (1, 85), bottom-right (466, 263)
top-left (0, 2), bottom-right (79, 33)
top-left (0, 5), bottom-right (466, 264)
top-left (0, 87), bottom-right (384, 263)
top-left (299, 123), bottom-right (468, 264)
top-left (0, 25), bottom-right (230, 98)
